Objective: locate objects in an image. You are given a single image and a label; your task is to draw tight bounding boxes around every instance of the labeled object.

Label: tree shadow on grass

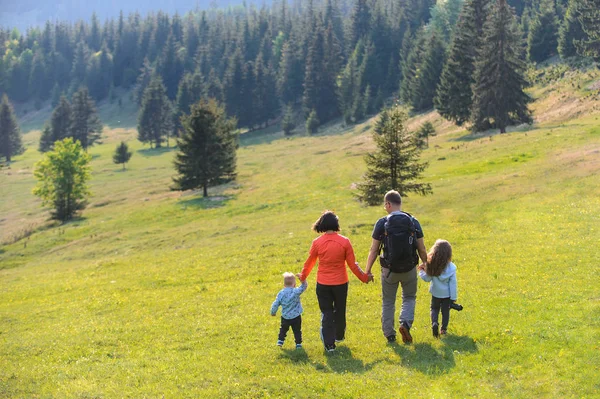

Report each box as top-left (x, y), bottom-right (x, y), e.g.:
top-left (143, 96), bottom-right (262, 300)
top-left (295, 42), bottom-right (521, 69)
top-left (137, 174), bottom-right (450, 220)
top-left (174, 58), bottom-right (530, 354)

top-left (321, 346), bottom-right (382, 374)
top-left (178, 195), bottom-right (232, 210)
top-left (138, 146), bottom-right (177, 157)
top-left (390, 335), bottom-right (477, 376)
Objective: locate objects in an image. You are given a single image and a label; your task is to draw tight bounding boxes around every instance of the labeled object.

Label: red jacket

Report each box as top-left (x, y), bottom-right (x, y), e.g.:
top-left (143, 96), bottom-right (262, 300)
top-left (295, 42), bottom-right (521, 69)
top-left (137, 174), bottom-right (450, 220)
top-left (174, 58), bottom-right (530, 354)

top-left (300, 233), bottom-right (368, 285)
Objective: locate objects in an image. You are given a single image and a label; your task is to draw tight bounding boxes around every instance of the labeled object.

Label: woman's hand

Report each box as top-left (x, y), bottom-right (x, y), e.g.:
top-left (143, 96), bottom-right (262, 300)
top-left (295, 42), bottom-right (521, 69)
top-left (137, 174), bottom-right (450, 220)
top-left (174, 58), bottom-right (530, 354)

top-left (417, 263), bottom-right (426, 271)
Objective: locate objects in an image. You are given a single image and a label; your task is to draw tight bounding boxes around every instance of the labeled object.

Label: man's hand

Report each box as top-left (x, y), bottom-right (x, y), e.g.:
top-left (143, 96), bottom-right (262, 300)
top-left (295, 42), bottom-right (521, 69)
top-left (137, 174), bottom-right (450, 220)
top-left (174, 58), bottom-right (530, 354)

top-left (418, 263), bottom-right (426, 271)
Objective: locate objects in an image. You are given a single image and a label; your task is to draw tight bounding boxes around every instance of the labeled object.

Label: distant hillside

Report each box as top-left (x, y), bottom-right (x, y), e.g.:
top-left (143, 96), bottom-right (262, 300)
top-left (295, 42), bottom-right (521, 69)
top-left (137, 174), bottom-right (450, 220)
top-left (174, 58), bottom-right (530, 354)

top-left (0, 0), bottom-right (268, 30)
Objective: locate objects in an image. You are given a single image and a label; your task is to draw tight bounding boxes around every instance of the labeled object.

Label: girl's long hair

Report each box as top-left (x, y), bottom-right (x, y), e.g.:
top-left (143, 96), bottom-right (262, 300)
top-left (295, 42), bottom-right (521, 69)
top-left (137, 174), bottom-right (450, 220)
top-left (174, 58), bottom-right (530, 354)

top-left (425, 239), bottom-right (452, 277)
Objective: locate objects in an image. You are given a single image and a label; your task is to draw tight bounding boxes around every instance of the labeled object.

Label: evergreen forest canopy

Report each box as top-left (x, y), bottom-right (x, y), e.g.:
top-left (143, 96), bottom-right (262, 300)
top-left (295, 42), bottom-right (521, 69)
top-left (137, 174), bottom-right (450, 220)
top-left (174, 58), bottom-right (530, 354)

top-left (0, 0), bottom-right (598, 135)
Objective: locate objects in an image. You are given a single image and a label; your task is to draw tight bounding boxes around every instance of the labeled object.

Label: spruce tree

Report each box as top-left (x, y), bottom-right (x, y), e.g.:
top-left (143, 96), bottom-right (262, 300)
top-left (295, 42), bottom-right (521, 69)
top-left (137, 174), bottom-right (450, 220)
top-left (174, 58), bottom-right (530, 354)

top-left (303, 22), bottom-right (339, 124)
top-left (527, 0), bottom-right (559, 63)
top-left (417, 121), bottom-right (436, 148)
top-left (175, 72), bottom-right (204, 135)
top-left (113, 141), bottom-right (132, 170)
top-left (277, 39), bottom-right (304, 105)
top-left (435, 0), bottom-right (490, 126)
top-left (134, 58), bottom-right (155, 106)
top-left (471, 0), bottom-right (532, 133)
top-left (357, 107), bottom-right (432, 206)
top-left (0, 95), bottom-right (23, 163)
top-left (410, 33), bottom-right (446, 112)
top-left (399, 29), bottom-right (427, 106)
top-left (282, 104), bottom-right (296, 136)
top-left (71, 87), bottom-right (103, 151)
top-left (575, 0), bottom-right (600, 62)
top-left (138, 77), bottom-right (173, 148)
top-left (172, 100), bottom-right (237, 197)
top-left (306, 109), bottom-right (320, 135)
top-left (348, 0), bottom-right (371, 53)
top-left (558, 0), bottom-right (586, 59)
top-left (40, 95), bottom-right (73, 152)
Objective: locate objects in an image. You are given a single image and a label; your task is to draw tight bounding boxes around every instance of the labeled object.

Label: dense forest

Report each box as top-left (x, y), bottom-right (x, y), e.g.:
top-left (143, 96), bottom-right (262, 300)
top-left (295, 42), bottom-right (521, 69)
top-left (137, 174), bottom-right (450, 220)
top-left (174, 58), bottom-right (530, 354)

top-left (0, 0), bottom-right (598, 135)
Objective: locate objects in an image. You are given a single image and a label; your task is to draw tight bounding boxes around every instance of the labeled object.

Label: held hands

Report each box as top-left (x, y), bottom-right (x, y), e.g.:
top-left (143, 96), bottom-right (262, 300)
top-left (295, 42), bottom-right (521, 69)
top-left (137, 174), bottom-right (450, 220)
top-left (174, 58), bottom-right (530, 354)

top-left (417, 263), bottom-right (426, 271)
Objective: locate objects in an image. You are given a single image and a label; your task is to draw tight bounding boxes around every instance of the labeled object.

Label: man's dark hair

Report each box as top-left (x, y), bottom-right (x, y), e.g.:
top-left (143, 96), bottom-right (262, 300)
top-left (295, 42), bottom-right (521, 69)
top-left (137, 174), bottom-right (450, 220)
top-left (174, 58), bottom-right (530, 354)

top-left (312, 211), bottom-right (340, 233)
top-left (384, 190), bottom-right (402, 205)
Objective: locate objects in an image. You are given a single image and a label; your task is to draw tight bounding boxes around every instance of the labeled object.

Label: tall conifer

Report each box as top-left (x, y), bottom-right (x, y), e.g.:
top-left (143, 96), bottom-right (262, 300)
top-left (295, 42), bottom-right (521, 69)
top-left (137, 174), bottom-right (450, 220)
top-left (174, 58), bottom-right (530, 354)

top-left (435, 0), bottom-right (489, 126)
top-left (471, 0), bottom-right (532, 133)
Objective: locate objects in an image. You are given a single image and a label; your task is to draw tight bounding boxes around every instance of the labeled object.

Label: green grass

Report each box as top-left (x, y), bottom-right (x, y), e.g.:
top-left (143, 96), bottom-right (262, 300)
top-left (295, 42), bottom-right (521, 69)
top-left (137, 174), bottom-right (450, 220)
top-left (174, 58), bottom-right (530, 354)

top-left (2, 82), bottom-right (600, 397)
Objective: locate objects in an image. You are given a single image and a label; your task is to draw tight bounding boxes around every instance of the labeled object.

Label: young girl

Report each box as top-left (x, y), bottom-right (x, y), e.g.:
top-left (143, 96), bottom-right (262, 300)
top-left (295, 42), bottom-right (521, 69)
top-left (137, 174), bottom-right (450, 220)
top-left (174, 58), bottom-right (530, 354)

top-left (418, 239), bottom-right (458, 337)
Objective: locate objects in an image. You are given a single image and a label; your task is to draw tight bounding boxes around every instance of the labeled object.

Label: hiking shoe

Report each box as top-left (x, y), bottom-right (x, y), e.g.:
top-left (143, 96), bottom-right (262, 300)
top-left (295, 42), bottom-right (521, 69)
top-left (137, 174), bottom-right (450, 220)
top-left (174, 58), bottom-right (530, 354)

top-left (432, 322), bottom-right (439, 338)
top-left (325, 344), bottom-right (336, 353)
top-left (399, 323), bottom-right (413, 344)
top-left (440, 329), bottom-right (447, 336)
top-left (277, 340), bottom-right (284, 347)
top-left (386, 335), bottom-right (396, 343)
top-left (296, 343), bottom-right (303, 349)
top-left (335, 338), bottom-right (345, 343)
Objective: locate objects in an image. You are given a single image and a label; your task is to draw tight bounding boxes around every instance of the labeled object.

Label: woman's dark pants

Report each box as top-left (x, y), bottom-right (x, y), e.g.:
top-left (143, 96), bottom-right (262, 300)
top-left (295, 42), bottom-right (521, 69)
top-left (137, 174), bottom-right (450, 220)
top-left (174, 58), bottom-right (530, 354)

top-left (316, 282), bottom-right (348, 348)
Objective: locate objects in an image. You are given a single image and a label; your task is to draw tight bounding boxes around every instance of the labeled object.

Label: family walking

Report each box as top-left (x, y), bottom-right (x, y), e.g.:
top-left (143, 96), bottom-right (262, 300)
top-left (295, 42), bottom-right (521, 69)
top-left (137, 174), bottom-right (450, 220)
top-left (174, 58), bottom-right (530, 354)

top-left (270, 190), bottom-right (462, 352)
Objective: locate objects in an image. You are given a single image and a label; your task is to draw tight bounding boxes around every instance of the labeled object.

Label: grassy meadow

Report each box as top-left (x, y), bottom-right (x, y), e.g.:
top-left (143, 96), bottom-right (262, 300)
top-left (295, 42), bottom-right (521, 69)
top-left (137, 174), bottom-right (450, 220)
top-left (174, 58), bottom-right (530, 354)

top-left (1, 68), bottom-right (600, 398)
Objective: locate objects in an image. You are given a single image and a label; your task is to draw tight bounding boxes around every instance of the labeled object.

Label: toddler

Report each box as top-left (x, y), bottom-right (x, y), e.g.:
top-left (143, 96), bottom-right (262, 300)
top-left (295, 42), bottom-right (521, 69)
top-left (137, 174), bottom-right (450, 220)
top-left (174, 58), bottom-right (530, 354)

top-left (270, 272), bottom-right (307, 348)
top-left (418, 239), bottom-right (459, 337)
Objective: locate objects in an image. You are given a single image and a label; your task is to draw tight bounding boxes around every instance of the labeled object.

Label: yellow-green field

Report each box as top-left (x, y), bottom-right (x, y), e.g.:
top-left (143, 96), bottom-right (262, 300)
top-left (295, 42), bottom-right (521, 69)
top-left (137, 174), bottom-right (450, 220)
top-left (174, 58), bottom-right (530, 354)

top-left (1, 68), bottom-right (600, 398)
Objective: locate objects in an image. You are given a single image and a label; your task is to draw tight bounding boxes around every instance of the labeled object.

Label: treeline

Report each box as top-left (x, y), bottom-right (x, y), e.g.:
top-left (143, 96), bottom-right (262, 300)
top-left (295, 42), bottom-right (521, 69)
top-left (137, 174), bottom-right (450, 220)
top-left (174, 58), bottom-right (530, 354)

top-left (0, 0), bottom-right (599, 136)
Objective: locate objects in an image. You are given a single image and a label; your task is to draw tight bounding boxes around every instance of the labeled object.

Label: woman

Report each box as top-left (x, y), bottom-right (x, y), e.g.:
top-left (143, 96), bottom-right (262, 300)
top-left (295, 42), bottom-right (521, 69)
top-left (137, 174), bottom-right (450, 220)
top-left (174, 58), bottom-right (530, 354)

top-left (298, 211), bottom-right (369, 352)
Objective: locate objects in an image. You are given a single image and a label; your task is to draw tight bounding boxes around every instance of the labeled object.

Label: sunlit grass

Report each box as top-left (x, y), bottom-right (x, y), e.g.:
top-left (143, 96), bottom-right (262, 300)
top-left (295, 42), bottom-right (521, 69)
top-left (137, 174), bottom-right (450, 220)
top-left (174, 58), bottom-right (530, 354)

top-left (1, 96), bottom-right (600, 396)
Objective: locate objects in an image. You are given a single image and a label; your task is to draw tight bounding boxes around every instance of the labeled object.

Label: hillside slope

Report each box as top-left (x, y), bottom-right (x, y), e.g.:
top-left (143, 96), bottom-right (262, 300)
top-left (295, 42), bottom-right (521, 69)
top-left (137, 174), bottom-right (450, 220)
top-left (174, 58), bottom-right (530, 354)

top-left (1, 66), bottom-right (599, 398)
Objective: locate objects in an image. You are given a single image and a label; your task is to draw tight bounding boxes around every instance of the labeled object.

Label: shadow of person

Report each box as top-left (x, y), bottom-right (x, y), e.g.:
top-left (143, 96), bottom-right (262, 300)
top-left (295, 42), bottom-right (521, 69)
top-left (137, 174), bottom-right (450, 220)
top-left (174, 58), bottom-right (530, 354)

top-left (323, 346), bottom-right (382, 374)
top-left (390, 342), bottom-right (455, 376)
top-left (442, 334), bottom-right (478, 354)
top-left (278, 348), bottom-right (310, 364)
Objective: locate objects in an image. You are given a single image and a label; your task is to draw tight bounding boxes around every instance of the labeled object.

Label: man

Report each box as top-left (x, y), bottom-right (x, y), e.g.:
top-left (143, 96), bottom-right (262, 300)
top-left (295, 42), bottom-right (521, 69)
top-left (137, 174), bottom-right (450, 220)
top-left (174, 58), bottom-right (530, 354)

top-left (365, 190), bottom-right (427, 344)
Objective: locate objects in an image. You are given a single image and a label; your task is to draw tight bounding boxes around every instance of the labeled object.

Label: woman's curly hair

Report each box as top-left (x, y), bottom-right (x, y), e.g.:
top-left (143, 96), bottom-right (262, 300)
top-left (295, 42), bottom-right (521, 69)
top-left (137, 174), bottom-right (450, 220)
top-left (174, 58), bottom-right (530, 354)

top-left (425, 239), bottom-right (453, 277)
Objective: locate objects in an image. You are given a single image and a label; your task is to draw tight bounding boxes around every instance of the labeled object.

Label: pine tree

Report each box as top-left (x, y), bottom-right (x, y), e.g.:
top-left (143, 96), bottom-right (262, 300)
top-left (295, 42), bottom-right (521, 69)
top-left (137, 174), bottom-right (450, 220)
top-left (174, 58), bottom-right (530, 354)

top-left (157, 33), bottom-right (184, 100)
top-left (416, 121), bottom-right (436, 148)
top-left (305, 109), bottom-right (320, 135)
top-left (40, 95), bottom-right (73, 152)
top-left (86, 43), bottom-right (113, 101)
top-left (527, 0), bottom-right (559, 63)
top-left (138, 77), bottom-right (173, 148)
top-left (471, 0), bottom-right (532, 133)
top-left (113, 141), bottom-right (132, 170)
top-left (175, 72), bottom-right (205, 134)
top-left (356, 107), bottom-right (432, 206)
top-left (410, 33), bottom-right (446, 111)
top-left (134, 58), bottom-right (155, 106)
top-left (303, 22), bottom-right (339, 124)
top-left (348, 0), bottom-right (371, 53)
top-left (223, 49), bottom-right (246, 124)
top-left (71, 41), bottom-right (89, 90)
top-left (575, 0), bottom-right (600, 62)
top-left (71, 87), bottom-right (103, 151)
top-left (253, 54), bottom-right (279, 128)
top-left (0, 95), bottom-right (23, 163)
top-left (277, 40), bottom-right (303, 105)
top-left (399, 29), bottom-right (427, 105)
top-left (282, 104), bottom-right (296, 135)
top-left (435, 0), bottom-right (490, 126)
top-left (172, 100), bottom-right (238, 197)
top-left (558, 0), bottom-right (586, 59)
top-left (33, 137), bottom-right (92, 221)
